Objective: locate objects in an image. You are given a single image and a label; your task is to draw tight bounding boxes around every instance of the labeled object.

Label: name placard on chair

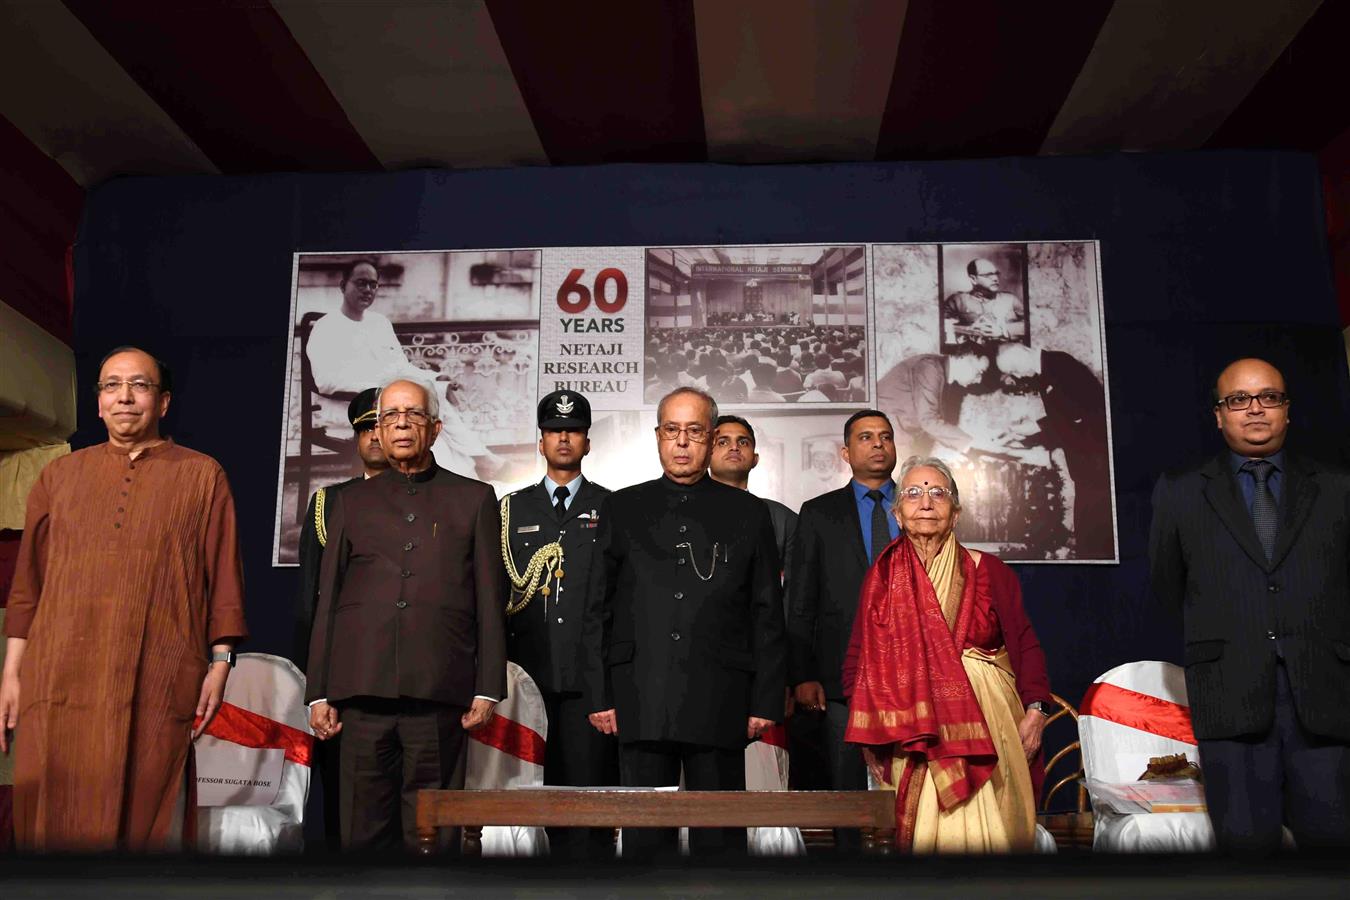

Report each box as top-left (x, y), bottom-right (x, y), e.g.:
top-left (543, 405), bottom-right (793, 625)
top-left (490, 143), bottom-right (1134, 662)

top-left (196, 745), bottom-right (285, 807)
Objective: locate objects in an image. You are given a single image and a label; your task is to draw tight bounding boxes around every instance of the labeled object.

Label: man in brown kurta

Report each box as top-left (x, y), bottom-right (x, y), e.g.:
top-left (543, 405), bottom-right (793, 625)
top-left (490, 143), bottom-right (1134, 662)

top-left (0, 347), bottom-right (247, 852)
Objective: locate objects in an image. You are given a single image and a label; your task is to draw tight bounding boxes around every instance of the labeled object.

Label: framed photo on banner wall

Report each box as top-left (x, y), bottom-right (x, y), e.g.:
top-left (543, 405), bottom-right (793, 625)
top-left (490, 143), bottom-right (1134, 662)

top-left (274, 240), bottom-right (1115, 565)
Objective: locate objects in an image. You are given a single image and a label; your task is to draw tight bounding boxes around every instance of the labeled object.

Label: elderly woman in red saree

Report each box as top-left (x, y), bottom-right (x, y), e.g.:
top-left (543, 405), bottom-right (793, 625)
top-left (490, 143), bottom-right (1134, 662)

top-left (843, 456), bottom-right (1051, 852)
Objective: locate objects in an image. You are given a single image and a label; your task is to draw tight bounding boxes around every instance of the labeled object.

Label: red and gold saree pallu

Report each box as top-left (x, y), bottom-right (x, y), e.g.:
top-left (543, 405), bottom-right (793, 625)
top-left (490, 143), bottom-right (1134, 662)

top-left (845, 536), bottom-right (996, 851)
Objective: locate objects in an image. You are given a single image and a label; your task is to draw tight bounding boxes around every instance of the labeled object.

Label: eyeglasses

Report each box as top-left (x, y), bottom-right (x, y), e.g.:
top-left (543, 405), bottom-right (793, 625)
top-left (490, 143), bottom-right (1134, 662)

top-left (1216, 391), bottom-right (1288, 411)
top-left (656, 423), bottom-right (709, 443)
top-left (379, 409), bottom-right (432, 426)
top-left (350, 278), bottom-right (380, 290)
top-left (898, 486), bottom-right (955, 503)
top-left (97, 380), bottom-right (159, 395)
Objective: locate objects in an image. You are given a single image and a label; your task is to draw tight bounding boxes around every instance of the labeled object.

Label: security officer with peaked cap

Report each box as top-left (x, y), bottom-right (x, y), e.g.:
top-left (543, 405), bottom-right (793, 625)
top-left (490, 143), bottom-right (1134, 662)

top-left (293, 386), bottom-right (388, 848)
top-left (502, 390), bottom-right (616, 857)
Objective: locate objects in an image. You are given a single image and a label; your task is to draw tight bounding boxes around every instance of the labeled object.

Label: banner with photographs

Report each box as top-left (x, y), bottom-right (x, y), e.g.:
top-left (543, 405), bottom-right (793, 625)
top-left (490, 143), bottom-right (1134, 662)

top-left (274, 241), bottom-right (1115, 565)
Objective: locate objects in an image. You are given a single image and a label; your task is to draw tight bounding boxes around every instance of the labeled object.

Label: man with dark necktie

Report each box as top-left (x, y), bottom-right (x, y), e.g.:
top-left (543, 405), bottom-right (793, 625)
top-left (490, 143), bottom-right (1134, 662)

top-left (1150, 358), bottom-right (1350, 852)
top-left (786, 409), bottom-right (898, 851)
top-left (501, 391), bottom-right (616, 858)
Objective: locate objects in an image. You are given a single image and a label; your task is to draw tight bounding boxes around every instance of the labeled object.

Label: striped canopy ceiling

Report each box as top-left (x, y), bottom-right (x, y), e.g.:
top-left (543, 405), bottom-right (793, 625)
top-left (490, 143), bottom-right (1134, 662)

top-left (2, 0), bottom-right (1348, 341)
top-left (3, 0), bottom-right (1345, 181)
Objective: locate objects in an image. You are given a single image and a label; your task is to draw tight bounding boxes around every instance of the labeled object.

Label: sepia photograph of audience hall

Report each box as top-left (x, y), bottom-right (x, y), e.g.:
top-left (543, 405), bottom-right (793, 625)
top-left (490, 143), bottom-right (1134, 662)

top-left (644, 245), bottom-right (868, 407)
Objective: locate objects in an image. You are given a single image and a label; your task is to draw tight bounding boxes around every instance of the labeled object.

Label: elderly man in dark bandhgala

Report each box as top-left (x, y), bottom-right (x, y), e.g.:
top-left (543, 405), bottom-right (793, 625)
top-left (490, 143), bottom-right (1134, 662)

top-left (1, 346), bottom-right (247, 852)
top-left (306, 378), bottom-right (507, 852)
top-left (582, 387), bottom-right (787, 859)
top-left (1150, 358), bottom-right (1350, 852)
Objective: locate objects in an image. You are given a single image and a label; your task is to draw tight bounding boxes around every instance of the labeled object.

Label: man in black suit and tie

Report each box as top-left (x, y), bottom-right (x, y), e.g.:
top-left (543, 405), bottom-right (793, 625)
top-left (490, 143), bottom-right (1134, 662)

top-left (787, 409), bottom-right (899, 850)
top-left (582, 387), bottom-right (787, 858)
top-left (1150, 358), bottom-right (1350, 852)
top-left (501, 390), bottom-right (617, 857)
top-left (293, 387), bottom-right (386, 849)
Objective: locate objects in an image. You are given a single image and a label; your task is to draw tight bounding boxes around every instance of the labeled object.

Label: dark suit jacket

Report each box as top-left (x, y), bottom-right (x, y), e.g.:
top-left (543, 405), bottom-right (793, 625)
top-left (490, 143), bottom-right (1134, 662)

top-left (293, 477), bottom-right (361, 668)
top-left (763, 497), bottom-right (798, 572)
top-left (1150, 451), bottom-right (1350, 741)
top-left (504, 477), bottom-right (610, 695)
top-left (581, 475), bottom-right (787, 750)
top-left (306, 465), bottom-right (508, 707)
top-left (787, 484), bottom-right (879, 700)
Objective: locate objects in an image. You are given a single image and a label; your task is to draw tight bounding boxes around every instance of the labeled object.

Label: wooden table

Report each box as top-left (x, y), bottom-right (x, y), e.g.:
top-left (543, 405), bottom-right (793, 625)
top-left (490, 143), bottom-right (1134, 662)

top-left (416, 789), bottom-right (896, 856)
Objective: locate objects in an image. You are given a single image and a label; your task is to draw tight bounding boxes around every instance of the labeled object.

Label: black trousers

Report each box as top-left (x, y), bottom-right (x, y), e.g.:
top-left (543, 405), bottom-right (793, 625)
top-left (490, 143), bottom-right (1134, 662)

top-left (315, 732), bottom-right (342, 850)
top-left (338, 697), bottom-right (467, 852)
top-left (619, 740), bottom-right (745, 859)
top-left (542, 690), bottom-right (619, 858)
top-left (1198, 661), bottom-right (1350, 853)
top-left (825, 699), bottom-right (868, 853)
top-left (786, 710), bottom-right (830, 791)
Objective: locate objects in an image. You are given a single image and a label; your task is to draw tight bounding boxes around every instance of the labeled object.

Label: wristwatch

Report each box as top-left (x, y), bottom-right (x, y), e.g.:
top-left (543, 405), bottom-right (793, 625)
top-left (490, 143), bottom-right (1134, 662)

top-left (1027, 701), bottom-right (1051, 718)
top-left (210, 650), bottom-right (237, 668)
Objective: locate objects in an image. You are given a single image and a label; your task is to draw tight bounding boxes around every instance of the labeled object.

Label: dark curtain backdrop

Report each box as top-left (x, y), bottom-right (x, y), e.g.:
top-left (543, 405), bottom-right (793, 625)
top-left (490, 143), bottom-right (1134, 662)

top-left (69, 152), bottom-right (1348, 816)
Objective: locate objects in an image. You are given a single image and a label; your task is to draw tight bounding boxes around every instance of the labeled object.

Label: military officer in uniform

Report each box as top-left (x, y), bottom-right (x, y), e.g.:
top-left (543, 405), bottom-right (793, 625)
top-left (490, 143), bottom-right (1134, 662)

top-left (501, 390), bottom-right (617, 857)
top-left (293, 386), bottom-right (387, 848)
top-left (294, 387), bottom-right (387, 665)
top-left (582, 387), bottom-right (787, 858)
top-left (306, 378), bottom-right (507, 851)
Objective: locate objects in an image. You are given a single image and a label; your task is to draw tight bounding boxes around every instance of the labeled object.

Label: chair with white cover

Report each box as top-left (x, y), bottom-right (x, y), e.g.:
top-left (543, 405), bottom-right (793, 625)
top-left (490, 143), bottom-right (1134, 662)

top-left (195, 653), bottom-right (313, 854)
top-left (744, 724), bottom-right (806, 856)
top-left (621, 728), bottom-right (807, 858)
top-left (465, 661), bottom-right (549, 857)
top-left (1078, 660), bottom-right (1213, 852)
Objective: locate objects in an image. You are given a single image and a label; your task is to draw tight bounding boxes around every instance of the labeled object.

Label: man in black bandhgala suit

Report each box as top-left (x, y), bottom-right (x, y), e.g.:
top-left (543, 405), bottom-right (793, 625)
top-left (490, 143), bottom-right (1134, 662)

top-left (582, 387), bottom-right (786, 859)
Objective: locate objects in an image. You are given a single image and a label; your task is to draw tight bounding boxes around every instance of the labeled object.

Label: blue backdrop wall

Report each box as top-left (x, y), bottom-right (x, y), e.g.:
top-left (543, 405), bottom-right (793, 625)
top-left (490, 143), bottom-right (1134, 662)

top-left (69, 151), bottom-right (1348, 811)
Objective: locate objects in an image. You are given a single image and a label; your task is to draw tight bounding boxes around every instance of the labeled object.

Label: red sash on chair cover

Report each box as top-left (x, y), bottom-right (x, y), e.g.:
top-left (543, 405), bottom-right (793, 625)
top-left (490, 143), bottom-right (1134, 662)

top-left (758, 724), bottom-right (789, 752)
top-left (194, 702), bottom-right (315, 766)
top-left (470, 713), bottom-right (547, 766)
top-left (1080, 682), bottom-right (1196, 745)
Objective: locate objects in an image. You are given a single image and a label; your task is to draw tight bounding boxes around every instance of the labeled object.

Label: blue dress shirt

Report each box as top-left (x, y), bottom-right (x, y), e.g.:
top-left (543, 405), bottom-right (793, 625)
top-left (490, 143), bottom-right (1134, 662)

top-left (543, 473), bottom-right (584, 512)
top-left (851, 478), bottom-right (899, 559)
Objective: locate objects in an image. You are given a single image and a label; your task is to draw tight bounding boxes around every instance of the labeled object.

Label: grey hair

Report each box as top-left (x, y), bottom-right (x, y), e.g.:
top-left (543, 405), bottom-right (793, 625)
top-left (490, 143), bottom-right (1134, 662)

top-left (656, 386), bottom-right (719, 428)
top-left (377, 376), bottom-right (441, 422)
top-left (894, 455), bottom-right (962, 511)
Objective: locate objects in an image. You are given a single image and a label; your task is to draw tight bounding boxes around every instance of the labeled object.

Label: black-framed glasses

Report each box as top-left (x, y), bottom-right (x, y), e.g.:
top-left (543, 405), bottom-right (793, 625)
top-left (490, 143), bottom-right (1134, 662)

top-left (379, 409), bottom-right (432, 426)
top-left (350, 278), bottom-right (380, 290)
top-left (97, 380), bottom-right (159, 395)
top-left (1216, 391), bottom-right (1288, 411)
top-left (656, 423), bottom-right (709, 443)
top-left (898, 486), bottom-right (955, 503)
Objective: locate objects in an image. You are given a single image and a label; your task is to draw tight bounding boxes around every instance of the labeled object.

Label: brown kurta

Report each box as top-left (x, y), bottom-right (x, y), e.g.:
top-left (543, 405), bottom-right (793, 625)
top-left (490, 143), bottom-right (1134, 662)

top-left (4, 439), bottom-right (248, 852)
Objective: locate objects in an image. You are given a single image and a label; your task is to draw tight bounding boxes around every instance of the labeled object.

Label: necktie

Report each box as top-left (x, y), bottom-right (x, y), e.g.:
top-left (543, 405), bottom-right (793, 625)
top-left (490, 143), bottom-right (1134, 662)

top-left (553, 484), bottom-right (570, 520)
top-left (1242, 460), bottom-right (1277, 561)
top-left (867, 489), bottom-right (890, 563)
